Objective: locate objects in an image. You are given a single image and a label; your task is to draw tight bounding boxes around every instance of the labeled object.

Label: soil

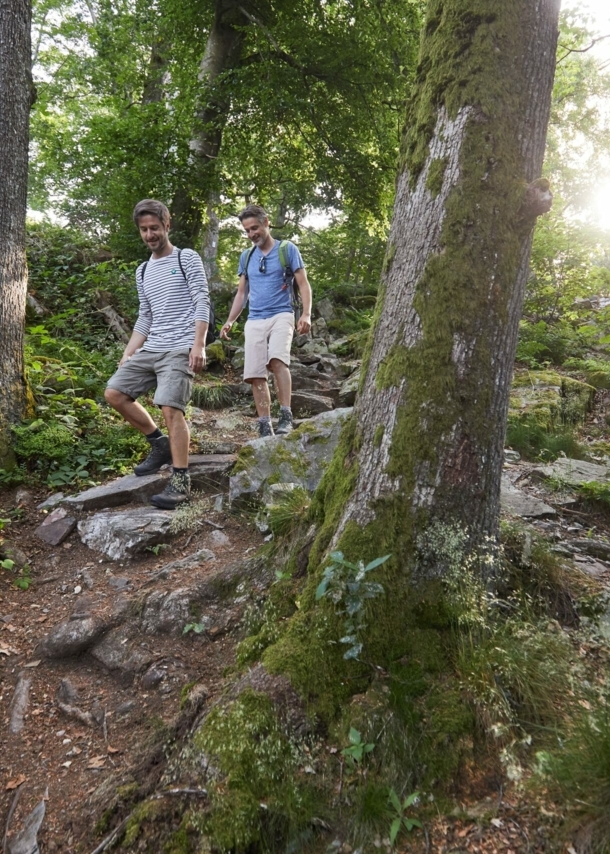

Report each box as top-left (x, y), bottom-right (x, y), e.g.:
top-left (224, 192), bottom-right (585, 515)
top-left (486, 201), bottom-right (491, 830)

top-left (0, 393), bottom-right (609, 853)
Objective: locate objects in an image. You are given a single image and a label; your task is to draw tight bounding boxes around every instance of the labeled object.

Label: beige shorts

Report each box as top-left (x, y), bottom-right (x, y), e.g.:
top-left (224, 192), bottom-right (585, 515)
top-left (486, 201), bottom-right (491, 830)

top-left (244, 312), bottom-right (295, 381)
top-left (106, 348), bottom-right (194, 411)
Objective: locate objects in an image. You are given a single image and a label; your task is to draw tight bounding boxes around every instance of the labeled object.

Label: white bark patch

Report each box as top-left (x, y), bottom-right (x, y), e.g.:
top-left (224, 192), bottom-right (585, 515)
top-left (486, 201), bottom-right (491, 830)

top-left (452, 332), bottom-right (476, 380)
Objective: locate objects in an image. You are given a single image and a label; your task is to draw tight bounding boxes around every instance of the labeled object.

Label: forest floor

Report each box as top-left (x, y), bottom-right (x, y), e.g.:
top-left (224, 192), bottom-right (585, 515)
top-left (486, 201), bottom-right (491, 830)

top-left (0, 392), bottom-right (607, 853)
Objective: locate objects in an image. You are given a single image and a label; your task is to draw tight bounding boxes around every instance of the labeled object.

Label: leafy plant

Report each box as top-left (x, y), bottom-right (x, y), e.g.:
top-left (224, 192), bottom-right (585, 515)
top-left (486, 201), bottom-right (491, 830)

top-left (341, 727), bottom-right (375, 770)
top-left (183, 622), bottom-right (206, 635)
top-left (388, 788), bottom-right (422, 844)
top-left (315, 551), bottom-right (390, 659)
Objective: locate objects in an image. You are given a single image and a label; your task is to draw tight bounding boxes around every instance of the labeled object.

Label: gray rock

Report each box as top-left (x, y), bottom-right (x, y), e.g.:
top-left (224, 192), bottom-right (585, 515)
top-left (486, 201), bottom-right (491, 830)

top-left (7, 798), bottom-right (45, 854)
top-left (64, 471), bottom-right (169, 512)
top-left (115, 700), bottom-right (136, 716)
top-left (231, 347), bottom-right (245, 369)
top-left (141, 665), bottom-right (165, 689)
top-left (315, 297), bottom-right (336, 323)
top-left (337, 360), bottom-right (361, 378)
top-left (536, 457), bottom-right (610, 486)
top-left (140, 588), bottom-right (194, 635)
top-left (338, 368), bottom-right (361, 407)
top-left (189, 455), bottom-right (237, 492)
top-left (37, 492), bottom-right (64, 510)
top-left (299, 338), bottom-right (329, 356)
top-left (14, 488), bottom-right (34, 505)
top-left (155, 548), bottom-right (216, 579)
top-left (108, 577), bottom-right (131, 590)
top-left (78, 508), bottom-right (174, 560)
top-left (291, 391), bottom-right (335, 417)
top-left (293, 333), bottom-right (310, 348)
top-left (571, 538), bottom-right (610, 561)
top-left (573, 554), bottom-right (609, 578)
top-left (290, 373), bottom-right (332, 394)
top-left (90, 626), bottom-right (153, 679)
top-left (209, 529), bottom-right (230, 547)
top-left (317, 354), bottom-right (342, 376)
top-left (37, 616), bottom-right (114, 659)
top-left (230, 408), bottom-right (352, 504)
top-left (311, 317), bottom-right (330, 341)
top-left (57, 678), bottom-right (79, 704)
top-left (0, 545), bottom-right (29, 569)
top-left (9, 672), bottom-right (31, 735)
top-left (35, 507), bottom-right (77, 546)
top-left (500, 475), bottom-right (556, 518)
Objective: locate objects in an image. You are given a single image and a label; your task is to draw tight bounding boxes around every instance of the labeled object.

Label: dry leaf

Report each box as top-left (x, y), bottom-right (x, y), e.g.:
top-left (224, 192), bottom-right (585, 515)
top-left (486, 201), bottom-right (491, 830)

top-left (24, 660), bottom-right (41, 668)
top-left (87, 756), bottom-right (106, 769)
top-left (6, 774), bottom-right (27, 791)
top-left (107, 745), bottom-right (120, 754)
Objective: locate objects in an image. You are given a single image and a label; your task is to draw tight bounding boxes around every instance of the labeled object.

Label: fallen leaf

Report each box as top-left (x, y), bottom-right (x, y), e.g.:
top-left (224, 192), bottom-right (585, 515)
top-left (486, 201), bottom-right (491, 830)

top-left (87, 756), bottom-right (106, 769)
top-left (6, 775), bottom-right (27, 790)
top-left (61, 761), bottom-right (72, 768)
top-left (579, 699), bottom-right (592, 710)
top-left (491, 818), bottom-right (503, 828)
top-left (107, 745), bottom-right (120, 754)
top-left (24, 660), bottom-right (41, 668)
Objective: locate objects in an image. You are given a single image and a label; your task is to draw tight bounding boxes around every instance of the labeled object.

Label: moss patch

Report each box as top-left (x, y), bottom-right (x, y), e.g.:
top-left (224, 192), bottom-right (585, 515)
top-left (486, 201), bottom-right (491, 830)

top-left (426, 156), bottom-right (448, 197)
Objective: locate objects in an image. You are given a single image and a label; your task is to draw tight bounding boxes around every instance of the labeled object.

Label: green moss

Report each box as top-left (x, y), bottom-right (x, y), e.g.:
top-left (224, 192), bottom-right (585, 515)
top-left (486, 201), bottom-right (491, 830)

top-left (382, 242), bottom-right (396, 275)
top-left (425, 156), bottom-right (448, 197)
top-left (232, 445), bottom-right (256, 474)
top-left (194, 690), bottom-right (316, 851)
top-left (205, 340), bottom-right (226, 364)
top-left (268, 443), bottom-right (308, 478)
top-left (373, 425), bottom-right (385, 447)
top-left (509, 370), bottom-right (595, 430)
top-left (286, 420), bottom-right (317, 441)
top-left (123, 800), bottom-right (163, 847)
top-left (180, 681), bottom-right (197, 709)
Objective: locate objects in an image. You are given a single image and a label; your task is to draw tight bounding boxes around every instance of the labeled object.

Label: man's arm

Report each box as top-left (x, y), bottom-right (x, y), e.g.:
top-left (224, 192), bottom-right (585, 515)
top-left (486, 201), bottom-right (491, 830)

top-left (183, 250), bottom-right (210, 373)
top-left (294, 268), bottom-right (312, 335)
top-left (220, 276), bottom-right (249, 340)
top-left (118, 330), bottom-right (147, 366)
top-left (190, 320), bottom-right (209, 373)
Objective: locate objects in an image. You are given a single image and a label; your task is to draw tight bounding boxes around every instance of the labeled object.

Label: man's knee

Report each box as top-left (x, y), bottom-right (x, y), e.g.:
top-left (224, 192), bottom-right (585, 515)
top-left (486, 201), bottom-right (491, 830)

top-left (161, 405), bottom-right (186, 422)
top-left (268, 358), bottom-right (288, 374)
top-left (105, 387), bottom-right (128, 409)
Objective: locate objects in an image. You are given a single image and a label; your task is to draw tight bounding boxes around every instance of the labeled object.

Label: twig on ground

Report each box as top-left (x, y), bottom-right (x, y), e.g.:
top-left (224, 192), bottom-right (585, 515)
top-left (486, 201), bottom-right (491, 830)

top-left (204, 519), bottom-right (224, 530)
top-left (57, 701), bottom-right (95, 727)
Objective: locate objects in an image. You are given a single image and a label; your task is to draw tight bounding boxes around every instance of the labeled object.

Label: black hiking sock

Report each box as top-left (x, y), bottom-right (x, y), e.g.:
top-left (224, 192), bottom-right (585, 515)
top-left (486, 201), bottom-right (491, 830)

top-left (258, 416), bottom-right (272, 424)
top-left (173, 466), bottom-right (189, 474)
top-left (279, 406), bottom-right (292, 417)
top-left (146, 428), bottom-right (164, 442)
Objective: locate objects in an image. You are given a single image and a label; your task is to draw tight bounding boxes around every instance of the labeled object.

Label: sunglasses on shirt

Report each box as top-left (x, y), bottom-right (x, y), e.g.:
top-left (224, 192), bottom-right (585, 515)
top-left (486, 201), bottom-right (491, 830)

top-left (258, 256), bottom-right (267, 274)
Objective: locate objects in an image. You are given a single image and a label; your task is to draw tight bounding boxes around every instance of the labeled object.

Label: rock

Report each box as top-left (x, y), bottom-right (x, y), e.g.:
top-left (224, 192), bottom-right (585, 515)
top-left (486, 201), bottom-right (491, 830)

top-left (154, 548), bottom-right (216, 580)
top-left (311, 317), bottom-right (330, 341)
top-left (108, 577), bottom-right (131, 590)
top-left (7, 798), bottom-right (45, 854)
top-left (573, 554), bottom-right (609, 578)
top-left (57, 678), bottom-right (79, 704)
top-left (188, 454), bottom-right (237, 492)
top-left (78, 508), bottom-right (174, 560)
top-left (37, 492), bottom-right (65, 510)
top-left (0, 545), bottom-right (29, 569)
top-left (503, 449), bottom-right (521, 464)
top-left (296, 352), bottom-right (322, 365)
top-left (14, 488), bottom-right (34, 505)
top-left (293, 333), bottom-right (310, 347)
top-left (299, 338), bottom-right (329, 356)
top-left (290, 373), bottom-right (332, 394)
top-left (290, 391), bottom-right (335, 417)
top-left (64, 471), bottom-right (169, 512)
top-left (139, 588), bottom-right (195, 636)
top-left (337, 360), bottom-right (361, 379)
top-left (115, 700), bottom-right (136, 716)
top-left (231, 347), bottom-right (245, 369)
top-left (141, 665), bottom-right (165, 689)
top-left (338, 368), bottom-right (360, 407)
top-left (230, 408), bottom-right (352, 504)
top-left (571, 538), bottom-right (610, 561)
top-left (9, 671), bottom-right (31, 735)
top-left (35, 507), bottom-right (77, 546)
top-left (90, 626), bottom-right (153, 680)
top-left (317, 354), bottom-right (343, 376)
top-left (510, 369), bottom-right (595, 429)
top-left (209, 529), bottom-right (230, 547)
top-left (315, 297), bottom-right (336, 323)
top-left (37, 616), bottom-right (117, 659)
top-left (205, 340), bottom-right (226, 365)
top-left (500, 475), bottom-right (556, 518)
top-left (536, 457), bottom-right (610, 486)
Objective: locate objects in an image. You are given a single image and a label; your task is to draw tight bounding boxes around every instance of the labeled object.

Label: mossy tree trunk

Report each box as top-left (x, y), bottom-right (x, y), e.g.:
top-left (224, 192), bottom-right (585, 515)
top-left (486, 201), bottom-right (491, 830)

top-left (0, 0), bottom-right (32, 468)
top-left (264, 0), bottom-right (560, 710)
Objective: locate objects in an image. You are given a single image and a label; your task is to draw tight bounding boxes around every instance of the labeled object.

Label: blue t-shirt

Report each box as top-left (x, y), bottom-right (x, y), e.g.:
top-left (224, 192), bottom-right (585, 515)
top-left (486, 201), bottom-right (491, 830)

top-left (237, 240), bottom-right (304, 320)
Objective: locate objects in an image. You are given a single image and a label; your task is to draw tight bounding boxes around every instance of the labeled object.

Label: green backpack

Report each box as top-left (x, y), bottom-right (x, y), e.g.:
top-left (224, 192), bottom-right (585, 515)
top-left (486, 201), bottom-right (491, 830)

top-left (244, 239), bottom-right (302, 320)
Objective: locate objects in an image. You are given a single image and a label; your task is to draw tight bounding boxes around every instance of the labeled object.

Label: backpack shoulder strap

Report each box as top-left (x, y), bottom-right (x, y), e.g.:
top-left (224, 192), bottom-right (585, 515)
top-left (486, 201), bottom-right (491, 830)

top-left (243, 246), bottom-right (256, 280)
top-left (278, 239), bottom-right (291, 271)
top-left (177, 248), bottom-right (186, 279)
top-left (138, 260), bottom-right (148, 284)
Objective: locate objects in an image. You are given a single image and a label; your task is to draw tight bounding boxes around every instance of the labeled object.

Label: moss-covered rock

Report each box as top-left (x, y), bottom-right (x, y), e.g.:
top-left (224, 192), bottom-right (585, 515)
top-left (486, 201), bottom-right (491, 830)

top-left (509, 370), bottom-right (595, 429)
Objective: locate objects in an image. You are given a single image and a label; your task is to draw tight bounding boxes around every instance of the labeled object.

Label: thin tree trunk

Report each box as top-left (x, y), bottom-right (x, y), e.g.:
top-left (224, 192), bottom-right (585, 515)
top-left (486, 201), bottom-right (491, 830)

top-left (142, 37), bottom-right (168, 105)
top-left (171, 0), bottom-right (248, 247)
top-left (0, 0), bottom-right (32, 467)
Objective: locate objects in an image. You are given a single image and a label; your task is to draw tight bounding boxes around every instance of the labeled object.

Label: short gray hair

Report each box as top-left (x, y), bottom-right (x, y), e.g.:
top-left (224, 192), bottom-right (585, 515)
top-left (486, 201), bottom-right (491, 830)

top-left (238, 204), bottom-right (268, 224)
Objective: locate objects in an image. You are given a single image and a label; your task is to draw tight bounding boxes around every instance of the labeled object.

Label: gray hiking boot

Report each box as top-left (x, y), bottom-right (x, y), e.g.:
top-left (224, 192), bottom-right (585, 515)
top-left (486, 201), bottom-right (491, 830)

top-left (150, 470), bottom-right (191, 510)
top-left (258, 419), bottom-right (275, 438)
top-left (134, 435), bottom-right (172, 476)
top-left (276, 409), bottom-right (293, 435)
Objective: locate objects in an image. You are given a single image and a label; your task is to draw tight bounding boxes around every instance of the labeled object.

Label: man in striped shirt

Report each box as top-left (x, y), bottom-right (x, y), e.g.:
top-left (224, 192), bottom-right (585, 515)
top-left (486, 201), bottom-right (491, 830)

top-left (105, 199), bottom-right (210, 509)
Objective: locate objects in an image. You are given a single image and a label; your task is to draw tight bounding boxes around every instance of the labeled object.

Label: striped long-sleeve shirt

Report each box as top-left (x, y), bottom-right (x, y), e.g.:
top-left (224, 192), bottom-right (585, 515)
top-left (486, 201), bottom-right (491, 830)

top-left (133, 247), bottom-right (210, 352)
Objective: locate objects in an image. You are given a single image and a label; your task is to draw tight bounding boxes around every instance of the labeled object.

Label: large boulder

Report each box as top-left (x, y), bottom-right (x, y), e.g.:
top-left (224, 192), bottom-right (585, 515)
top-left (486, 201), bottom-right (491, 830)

top-left (509, 369), bottom-right (595, 429)
top-left (78, 507), bottom-right (174, 560)
top-left (229, 407), bottom-right (352, 504)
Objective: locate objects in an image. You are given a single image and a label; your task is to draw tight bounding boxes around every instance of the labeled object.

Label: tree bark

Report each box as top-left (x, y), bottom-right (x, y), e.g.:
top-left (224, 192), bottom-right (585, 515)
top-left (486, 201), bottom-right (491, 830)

top-left (0, 0), bottom-right (32, 467)
top-left (171, 0), bottom-right (248, 248)
top-left (264, 0), bottom-right (560, 707)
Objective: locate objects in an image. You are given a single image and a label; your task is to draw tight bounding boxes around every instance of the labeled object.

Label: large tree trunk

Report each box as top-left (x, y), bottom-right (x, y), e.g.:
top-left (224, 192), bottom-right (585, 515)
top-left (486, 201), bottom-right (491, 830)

top-left (171, 0), bottom-right (248, 248)
top-left (264, 0), bottom-right (559, 707)
top-left (0, 0), bottom-right (32, 467)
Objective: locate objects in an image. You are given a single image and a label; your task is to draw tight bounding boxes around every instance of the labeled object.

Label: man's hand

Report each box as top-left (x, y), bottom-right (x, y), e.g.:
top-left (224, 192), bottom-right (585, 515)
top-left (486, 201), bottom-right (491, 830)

top-left (189, 345), bottom-right (207, 373)
top-left (296, 313), bottom-right (311, 335)
top-left (220, 321), bottom-right (234, 341)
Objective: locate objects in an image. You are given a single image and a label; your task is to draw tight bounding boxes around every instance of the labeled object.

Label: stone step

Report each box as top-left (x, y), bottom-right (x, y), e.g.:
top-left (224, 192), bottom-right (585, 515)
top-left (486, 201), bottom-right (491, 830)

top-left (62, 454), bottom-right (236, 512)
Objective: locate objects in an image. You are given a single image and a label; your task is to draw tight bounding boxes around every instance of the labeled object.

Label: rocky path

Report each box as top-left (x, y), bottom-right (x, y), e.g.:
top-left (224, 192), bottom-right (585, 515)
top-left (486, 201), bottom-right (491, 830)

top-left (2, 349), bottom-right (610, 851)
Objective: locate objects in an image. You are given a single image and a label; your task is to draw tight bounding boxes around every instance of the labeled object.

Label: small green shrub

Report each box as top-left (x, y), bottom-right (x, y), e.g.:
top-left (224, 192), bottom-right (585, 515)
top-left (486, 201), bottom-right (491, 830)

top-left (506, 419), bottom-right (585, 461)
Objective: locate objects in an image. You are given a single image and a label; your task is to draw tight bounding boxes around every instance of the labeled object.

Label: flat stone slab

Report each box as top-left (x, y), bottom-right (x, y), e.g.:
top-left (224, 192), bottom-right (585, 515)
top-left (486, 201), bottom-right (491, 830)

top-left (536, 457), bottom-right (610, 486)
top-left (63, 454), bottom-right (236, 512)
top-left (35, 506), bottom-right (77, 545)
top-left (500, 475), bottom-right (556, 518)
top-left (290, 391), bottom-right (335, 417)
top-left (78, 507), bottom-right (174, 560)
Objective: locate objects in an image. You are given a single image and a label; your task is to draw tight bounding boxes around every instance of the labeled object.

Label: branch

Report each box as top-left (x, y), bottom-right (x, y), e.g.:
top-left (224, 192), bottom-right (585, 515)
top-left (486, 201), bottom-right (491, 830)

top-left (557, 33), bottom-right (610, 63)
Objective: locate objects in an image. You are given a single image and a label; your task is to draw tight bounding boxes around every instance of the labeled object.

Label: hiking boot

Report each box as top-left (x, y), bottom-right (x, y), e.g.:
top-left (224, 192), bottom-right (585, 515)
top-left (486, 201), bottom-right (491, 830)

top-left (150, 470), bottom-right (191, 510)
top-left (258, 419), bottom-right (275, 438)
top-left (134, 435), bottom-right (172, 476)
top-left (276, 410), bottom-right (293, 435)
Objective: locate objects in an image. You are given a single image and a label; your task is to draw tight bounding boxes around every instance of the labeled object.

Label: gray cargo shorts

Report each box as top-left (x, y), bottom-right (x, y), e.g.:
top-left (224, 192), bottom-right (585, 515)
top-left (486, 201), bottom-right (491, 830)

top-left (106, 349), bottom-right (194, 412)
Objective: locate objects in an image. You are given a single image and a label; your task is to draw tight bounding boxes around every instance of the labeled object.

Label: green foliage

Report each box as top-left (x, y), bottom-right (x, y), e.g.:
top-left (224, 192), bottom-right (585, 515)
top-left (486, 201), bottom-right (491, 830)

top-left (341, 728), bottom-right (375, 769)
top-left (388, 789), bottom-right (422, 844)
top-left (190, 382), bottom-right (233, 411)
top-left (505, 420), bottom-right (585, 462)
top-left (183, 622), bottom-right (206, 636)
top-left (315, 551), bottom-right (390, 660)
top-left (266, 487), bottom-right (310, 539)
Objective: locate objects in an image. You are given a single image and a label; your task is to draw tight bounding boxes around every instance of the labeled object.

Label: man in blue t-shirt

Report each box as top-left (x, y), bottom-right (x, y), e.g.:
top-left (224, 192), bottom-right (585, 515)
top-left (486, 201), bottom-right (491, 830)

top-left (220, 204), bottom-right (313, 436)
